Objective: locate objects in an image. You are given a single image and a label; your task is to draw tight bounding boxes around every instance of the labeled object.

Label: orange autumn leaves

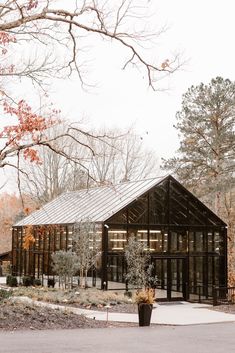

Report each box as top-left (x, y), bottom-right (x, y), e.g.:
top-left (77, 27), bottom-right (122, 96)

top-left (22, 224), bottom-right (61, 250)
top-left (23, 225), bottom-right (35, 250)
top-left (0, 30), bottom-right (60, 165)
top-left (2, 100), bottom-right (59, 164)
top-left (0, 194), bottom-right (37, 252)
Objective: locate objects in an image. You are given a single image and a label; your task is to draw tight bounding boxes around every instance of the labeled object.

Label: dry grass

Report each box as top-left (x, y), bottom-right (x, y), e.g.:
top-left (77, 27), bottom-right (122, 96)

top-left (12, 287), bottom-right (132, 307)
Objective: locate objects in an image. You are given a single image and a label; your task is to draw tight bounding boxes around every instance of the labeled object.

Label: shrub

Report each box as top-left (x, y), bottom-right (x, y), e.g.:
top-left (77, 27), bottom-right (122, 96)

top-left (6, 275), bottom-right (18, 287)
top-left (47, 278), bottom-right (55, 288)
top-left (22, 276), bottom-right (34, 287)
top-left (0, 288), bottom-right (12, 301)
top-left (6, 274), bottom-right (11, 285)
top-left (33, 278), bottom-right (42, 286)
top-left (51, 250), bottom-right (79, 289)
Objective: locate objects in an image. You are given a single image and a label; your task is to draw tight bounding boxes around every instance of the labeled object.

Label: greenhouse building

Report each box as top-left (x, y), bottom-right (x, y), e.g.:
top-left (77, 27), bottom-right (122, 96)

top-left (12, 175), bottom-right (227, 301)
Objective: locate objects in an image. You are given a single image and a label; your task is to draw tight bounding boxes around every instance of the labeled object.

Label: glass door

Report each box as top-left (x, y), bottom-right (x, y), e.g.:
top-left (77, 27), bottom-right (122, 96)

top-left (153, 257), bottom-right (187, 301)
top-left (170, 258), bottom-right (186, 299)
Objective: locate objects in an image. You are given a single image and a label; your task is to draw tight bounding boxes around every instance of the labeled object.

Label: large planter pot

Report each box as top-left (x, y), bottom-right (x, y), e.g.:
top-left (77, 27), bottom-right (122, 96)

top-left (138, 303), bottom-right (153, 326)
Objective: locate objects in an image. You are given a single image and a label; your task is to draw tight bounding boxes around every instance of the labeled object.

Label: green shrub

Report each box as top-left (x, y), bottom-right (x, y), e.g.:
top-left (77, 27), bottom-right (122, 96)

top-left (47, 278), bottom-right (55, 288)
top-left (6, 274), bottom-right (11, 285)
top-left (33, 278), bottom-right (42, 286)
top-left (22, 276), bottom-right (34, 287)
top-left (0, 288), bottom-right (12, 301)
top-left (6, 275), bottom-right (18, 287)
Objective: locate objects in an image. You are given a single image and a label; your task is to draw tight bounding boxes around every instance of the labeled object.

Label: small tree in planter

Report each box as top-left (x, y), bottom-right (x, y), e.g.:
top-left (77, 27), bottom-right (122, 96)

top-left (73, 219), bottom-right (101, 288)
top-left (125, 235), bottom-right (157, 326)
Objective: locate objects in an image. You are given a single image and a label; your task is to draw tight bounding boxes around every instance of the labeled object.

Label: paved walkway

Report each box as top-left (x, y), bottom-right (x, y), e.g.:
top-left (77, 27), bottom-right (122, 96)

top-left (2, 275), bottom-right (235, 326)
top-left (12, 296), bottom-right (235, 326)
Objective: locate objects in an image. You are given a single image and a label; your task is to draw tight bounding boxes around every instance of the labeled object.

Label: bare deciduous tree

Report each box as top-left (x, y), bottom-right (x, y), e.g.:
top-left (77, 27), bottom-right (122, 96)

top-left (20, 123), bottom-right (91, 204)
top-left (0, 0), bottom-right (179, 193)
top-left (0, 0), bottom-right (179, 91)
top-left (73, 219), bottom-right (101, 288)
top-left (87, 127), bottom-right (160, 185)
top-left (20, 125), bottom-right (159, 203)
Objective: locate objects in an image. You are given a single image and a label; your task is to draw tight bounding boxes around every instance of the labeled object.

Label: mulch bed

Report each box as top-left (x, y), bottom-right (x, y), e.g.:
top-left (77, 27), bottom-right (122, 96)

top-left (0, 301), bottom-right (138, 331)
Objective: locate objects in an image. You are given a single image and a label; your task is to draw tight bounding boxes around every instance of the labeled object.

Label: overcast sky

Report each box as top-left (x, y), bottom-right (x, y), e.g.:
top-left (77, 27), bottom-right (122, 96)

top-left (49, 0), bottom-right (235, 160)
top-left (1, 0), bottom-right (235, 192)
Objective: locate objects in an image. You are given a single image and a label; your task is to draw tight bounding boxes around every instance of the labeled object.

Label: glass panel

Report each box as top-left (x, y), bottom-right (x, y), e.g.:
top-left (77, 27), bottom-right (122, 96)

top-left (195, 231), bottom-right (204, 252)
top-left (214, 257), bottom-right (220, 286)
top-left (208, 232), bottom-right (213, 252)
top-left (149, 230), bottom-right (163, 252)
top-left (189, 231), bottom-right (194, 252)
top-left (34, 232), bottom-right (39, 250)
top-left (171, 259), bottom-right (183, 298)
top-left (170, 180), bottom-right (188, 225)
top-left (127, 195), bottom-right (148, 223)
top-left (208, 256), bottom-right (213, 296)
top-left (39, 232), bottom-right (44, 251)
top-left (149, 180), bottom-right (168, 224)
top-left (171, 232), bottom-right (177, 253)
top-left (188, 200), bottom-right (207, 225)
top-left (136, 230), bottom-right (148, 250)
top-left (108, 209), bottom-right (128, 223)
top-left (189, 257), bottom-right (195, 293)
top-left (44, 231), bottom-right (49, 251)
top-left (195, 256), bottom-right (203, 287)
top-left (163, 232), bottom-right (168, 253)
top-left (107, 255), bottom-right (126, 289)
top-left (214, 231), bottom-right (224, 255)
top-left (55, 229), bottom-right (60, 251)
top-left (154, 258), bottom-right (167, 300)
top-left (60, 227), bottom-right (67, 250)
top-left (108, 230), bottom-right (127, 252)
top-left (171, 231), bottom-right (187, 253)
top-left (171, 259), bottom-right (177, 291)
top-left (67, 226), bottom-right (73, 250)
top-left (189, 256), bottom-right (204, 293)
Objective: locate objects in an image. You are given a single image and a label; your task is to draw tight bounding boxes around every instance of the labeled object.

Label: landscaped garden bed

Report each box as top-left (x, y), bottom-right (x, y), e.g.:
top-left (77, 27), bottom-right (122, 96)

top-left (0, 286), bottom-right (138, 330)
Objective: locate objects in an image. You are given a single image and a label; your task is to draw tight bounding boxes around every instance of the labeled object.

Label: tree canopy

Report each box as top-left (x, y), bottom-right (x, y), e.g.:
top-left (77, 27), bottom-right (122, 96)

top-left (162, 77), bottom-right (235, 212)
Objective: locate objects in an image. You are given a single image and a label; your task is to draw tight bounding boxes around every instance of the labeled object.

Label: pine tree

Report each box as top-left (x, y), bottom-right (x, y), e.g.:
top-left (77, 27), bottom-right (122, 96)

top-left (162, 77), bottom-right (235, 284)
top-left (162, 76), bottom-right (235, 214)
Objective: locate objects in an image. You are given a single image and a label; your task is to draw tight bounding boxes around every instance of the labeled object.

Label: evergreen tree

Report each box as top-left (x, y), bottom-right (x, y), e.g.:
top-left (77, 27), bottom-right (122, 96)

top-left (162, 77), bottom-right (235, 214)
top-left (162, 77), bottom-right (235, 284)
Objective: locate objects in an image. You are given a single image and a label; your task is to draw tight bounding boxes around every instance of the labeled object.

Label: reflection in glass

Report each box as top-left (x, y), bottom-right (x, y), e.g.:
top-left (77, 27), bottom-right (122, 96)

top-left (171, 231), bottom-right (187, 252)
top-left (108, 230), bottom-right (127, 251)
top-left (149, 230), bottom-right (163, 252)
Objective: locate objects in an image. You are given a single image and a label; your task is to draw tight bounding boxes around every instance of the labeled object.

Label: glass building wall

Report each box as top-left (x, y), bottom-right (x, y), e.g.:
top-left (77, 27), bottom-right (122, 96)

top-left (103, 176), bottom-right (227, 301)
top-left (12, 176), bottom-right (227, 301)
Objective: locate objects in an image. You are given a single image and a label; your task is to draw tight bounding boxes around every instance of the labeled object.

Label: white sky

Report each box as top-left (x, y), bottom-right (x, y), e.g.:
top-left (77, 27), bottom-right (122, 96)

top-left (1, 0), bottom-right (235, 192)
top-left (49, 0), bottom-right (235, 160)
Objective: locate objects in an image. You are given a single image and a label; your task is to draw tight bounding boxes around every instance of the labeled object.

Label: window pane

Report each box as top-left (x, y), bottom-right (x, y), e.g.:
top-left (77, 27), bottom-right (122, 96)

top-left (108, 230), bottom-right (127, 252)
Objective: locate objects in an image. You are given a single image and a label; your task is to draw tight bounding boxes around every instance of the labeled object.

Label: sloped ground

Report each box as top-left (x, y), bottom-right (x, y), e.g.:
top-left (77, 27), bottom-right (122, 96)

top-left (0, 300), bottom-right (137, 331)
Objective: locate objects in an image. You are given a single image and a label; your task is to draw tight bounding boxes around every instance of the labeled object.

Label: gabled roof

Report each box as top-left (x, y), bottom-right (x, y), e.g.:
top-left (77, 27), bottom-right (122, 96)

top-left (15, 176), bottom-right (166, 226)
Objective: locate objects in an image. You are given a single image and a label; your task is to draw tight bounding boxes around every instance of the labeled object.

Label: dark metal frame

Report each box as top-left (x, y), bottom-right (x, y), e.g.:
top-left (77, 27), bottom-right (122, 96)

top-left (12, 176), bottom-right (227, 301)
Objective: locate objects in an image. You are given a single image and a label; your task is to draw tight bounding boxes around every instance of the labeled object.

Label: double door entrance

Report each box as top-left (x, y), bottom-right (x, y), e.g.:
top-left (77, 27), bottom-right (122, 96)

top-left (153, 257), bottom-right (188, 301)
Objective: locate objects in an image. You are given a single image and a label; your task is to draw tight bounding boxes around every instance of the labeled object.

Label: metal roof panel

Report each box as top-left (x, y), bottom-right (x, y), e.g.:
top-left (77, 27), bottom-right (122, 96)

top-left (14, 176), bottom-right (165, 226)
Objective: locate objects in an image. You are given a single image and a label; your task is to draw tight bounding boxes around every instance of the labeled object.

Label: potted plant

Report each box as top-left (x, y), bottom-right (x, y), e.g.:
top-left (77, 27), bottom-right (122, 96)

top-left (124, 235), bottom-right (158, 326)
top-left (135, 288), bottom-right (155, 326)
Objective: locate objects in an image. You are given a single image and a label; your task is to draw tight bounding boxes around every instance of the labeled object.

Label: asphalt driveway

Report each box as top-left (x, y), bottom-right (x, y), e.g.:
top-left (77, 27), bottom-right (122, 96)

top-left (1, 323), bottom-right (235, 353)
